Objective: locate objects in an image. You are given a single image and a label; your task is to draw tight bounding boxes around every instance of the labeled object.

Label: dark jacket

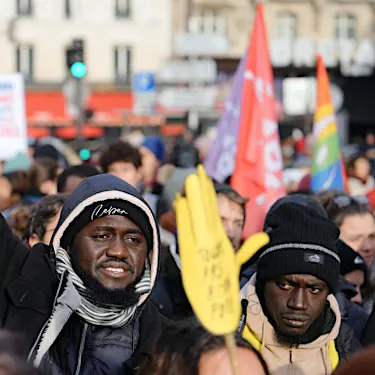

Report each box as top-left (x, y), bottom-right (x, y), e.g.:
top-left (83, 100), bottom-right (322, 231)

top-left (335, 322), bottom-right (363, 362)
top-left (171, 144), bottom-right (200, 168)
top-left (361, 303), bottom-right (375, 346)
top-left (0, 174), bottom-right (169, 374)
top-left (335, 276), bottom-right (368, 342)
top-left (151, 244), bottom-right (192, 320)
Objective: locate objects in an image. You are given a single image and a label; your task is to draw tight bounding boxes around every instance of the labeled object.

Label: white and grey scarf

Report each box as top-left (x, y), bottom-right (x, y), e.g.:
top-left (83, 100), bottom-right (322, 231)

top-left (55, 247), bottom-right (151, 328)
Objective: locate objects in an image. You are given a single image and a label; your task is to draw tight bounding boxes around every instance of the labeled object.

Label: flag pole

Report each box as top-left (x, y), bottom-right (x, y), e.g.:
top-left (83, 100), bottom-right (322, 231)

top-left (225, 334), bottom-right (240, 375)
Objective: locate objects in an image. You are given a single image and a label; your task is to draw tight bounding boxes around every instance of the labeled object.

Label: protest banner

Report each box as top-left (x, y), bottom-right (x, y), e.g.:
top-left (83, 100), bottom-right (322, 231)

top-left (0, 73), bottom-right (27, 160)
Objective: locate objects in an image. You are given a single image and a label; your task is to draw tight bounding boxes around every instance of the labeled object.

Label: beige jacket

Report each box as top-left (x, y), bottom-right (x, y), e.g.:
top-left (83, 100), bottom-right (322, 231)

top-left (240, 275), bottom-right (341, 375)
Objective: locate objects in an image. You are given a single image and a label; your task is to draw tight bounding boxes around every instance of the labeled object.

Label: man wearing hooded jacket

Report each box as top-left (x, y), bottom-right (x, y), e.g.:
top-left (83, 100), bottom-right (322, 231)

top-left (240, 203), bottom-right (361, 375)
top-left (0, 174), bottom-right (168, 375)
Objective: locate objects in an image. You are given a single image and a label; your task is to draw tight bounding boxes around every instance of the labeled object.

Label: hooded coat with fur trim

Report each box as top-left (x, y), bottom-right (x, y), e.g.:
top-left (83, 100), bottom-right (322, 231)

top-left (0, 174), bottom-right (169, 375)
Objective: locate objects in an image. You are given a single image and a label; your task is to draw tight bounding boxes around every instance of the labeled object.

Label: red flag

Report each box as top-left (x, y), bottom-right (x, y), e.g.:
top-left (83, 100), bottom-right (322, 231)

top-left (231, 3), bottom-right (285, 237)
top-left (339, 156), bottom-right (349, 192)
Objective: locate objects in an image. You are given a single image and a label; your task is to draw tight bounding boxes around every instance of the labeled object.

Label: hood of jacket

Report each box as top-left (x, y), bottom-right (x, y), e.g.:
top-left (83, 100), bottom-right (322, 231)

top-left (240, 274), bottom-right (341, 375)
top-left (50, 173), bottom-right (160, 307)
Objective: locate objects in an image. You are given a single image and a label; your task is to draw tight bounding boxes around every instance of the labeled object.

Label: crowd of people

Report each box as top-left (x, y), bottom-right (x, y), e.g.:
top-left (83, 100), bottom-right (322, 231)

top-left (2, 131), bottom-right (375, 374)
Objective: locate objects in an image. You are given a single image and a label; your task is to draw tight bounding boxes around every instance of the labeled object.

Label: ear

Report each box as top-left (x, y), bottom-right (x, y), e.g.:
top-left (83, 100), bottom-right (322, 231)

top-left (40, 180), bottom-right (57, 195)
top-left (66, 245), bottom-right (71, 254)
top-left (29, 234), bottom-right (42, 248)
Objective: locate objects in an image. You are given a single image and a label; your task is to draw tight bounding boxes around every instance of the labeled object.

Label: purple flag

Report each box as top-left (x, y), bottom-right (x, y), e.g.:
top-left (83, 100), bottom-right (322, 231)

top-left (204, 55), bottom-right (246, 182)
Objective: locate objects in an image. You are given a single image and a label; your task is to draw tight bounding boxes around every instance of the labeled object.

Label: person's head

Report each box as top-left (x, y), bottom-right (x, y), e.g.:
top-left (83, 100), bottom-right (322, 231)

top-left (184, 129), bottom-right (194, 144)
top-left (140, 318), bottom-right (268, 375)
top-left (140, 136), bottom-right (165, 184)
top-left (53, 174), bottom-right (159, 311)
top-left (347, 154), bottom-right (371, 181)
top-left (337, 239), bottom-right (367, 305)
top-left (8, 205), bottom-right (31, 240)
top-left (28, 157), bottom-right (58, 195)
top-left (99, 141), bottom-right (142, 188)
top-left (0, 172), bottom-right (31, 211)
top-left (214, 183), bottom-right (248, 252)
top-left (256, 203), bottom-right (340, 346)
top-left (57, 164), bottom-right (100, 193)
top-left (33, 144), bottom-right (59, 163)
top-left (28, 194), bottom-right (66, 246)
top-left (318, 191), bottom-right (375, 268)
top-left (366, 133), bottom-right (375, 145)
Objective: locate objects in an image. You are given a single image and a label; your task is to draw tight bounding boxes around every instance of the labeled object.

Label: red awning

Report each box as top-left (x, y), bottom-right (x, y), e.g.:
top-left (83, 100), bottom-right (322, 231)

top-left (27, 126), bottom-right (51, 139)
top-left (161, 124), bottom-right (186, 136)
top-left (55, 125), bottom-right (105, 140)
top-left (25, 91), bottom-right (134, 126)
top-left (26, 91), bottom-right (69, 125)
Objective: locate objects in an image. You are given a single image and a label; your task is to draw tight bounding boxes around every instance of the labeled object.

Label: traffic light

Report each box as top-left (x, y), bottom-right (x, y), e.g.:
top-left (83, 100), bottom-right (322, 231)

top-left (66, 39), bottom-right (87, 79)
top-left (79, 148), bottom-right (91, 161)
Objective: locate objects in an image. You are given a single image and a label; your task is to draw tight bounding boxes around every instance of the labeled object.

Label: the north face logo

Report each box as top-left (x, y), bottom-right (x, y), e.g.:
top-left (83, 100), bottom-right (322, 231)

top-left (309, 254), bottom-right (321, 263)
top-left (304, 253), bottom-right (324, 264)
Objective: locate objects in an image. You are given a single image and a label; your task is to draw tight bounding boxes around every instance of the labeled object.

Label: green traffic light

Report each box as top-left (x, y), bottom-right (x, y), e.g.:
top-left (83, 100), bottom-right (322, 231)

top-left (79, 148), bottom-right (91, 161)
top-left (71, 61), bottom-right (87, 78)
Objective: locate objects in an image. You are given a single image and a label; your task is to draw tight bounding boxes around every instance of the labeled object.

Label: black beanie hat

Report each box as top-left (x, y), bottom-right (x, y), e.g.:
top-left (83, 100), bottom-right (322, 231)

top-left (264, 194), bottom-right (328, 231)
top-left (337, 239), bottom-right (367, 277)
top-left (61, 199), bottom-right (153, 250)
top-left (257, 203), bottom-right (340, 292)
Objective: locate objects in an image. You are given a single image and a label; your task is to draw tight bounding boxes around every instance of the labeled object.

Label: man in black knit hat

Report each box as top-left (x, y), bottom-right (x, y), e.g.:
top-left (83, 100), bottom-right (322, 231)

top-left (0, 174), bottom-right (168, 375)
top-left (240, 203), bottom-right (361, 375)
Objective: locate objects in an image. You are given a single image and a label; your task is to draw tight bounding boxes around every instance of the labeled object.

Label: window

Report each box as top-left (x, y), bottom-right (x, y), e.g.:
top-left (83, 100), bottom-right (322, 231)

top-left (114, 47), bottom-right (132, 83)
top-left (335, 13), bottom-right (356, 40)
top-left (188, 10), bottom-right (227, 34)
top-left (16, 45), bottom-right (33, 82)
top-left (65, 0), bottom-right (71, 18)
top-left (276, 12), bottom-right (298, 39)
top-left (17, 0), bottom-right (32, 16)
top-left (115, 0), bottom-right (131, 18)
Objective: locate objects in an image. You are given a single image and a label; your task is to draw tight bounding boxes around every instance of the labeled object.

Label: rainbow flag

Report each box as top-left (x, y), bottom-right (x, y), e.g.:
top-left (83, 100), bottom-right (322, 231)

top-left (311, 55), bottom-right (346, 192)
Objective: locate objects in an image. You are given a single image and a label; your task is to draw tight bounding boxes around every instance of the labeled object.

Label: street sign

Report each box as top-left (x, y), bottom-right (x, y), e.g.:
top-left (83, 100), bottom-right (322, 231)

top-left (157, 60), bottom-right (217, 84)
top-left (133, 72), bottom-right (157, 115)
top-left (158, 87), bottom-right (216, 110)
top-left (174, 33), bottom-right (230, 56)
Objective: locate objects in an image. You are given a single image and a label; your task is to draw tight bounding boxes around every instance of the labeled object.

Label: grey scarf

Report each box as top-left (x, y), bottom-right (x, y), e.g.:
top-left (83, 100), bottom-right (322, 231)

top-left (55, 247), bottom-right (151, 328)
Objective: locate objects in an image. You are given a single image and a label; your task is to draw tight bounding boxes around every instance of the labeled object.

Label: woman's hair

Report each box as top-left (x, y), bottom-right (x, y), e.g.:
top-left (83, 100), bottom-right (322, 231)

top-left (28, 194), bottom-right (66, 241)
top-left (4, 171), bottom-right (31, 197)
top-left (140, 318), bottom-right (269, 375)
top-left (8, 205), bottom-right (31, 240)
top-left (315, 190), bottom-right (373, 227)
top-left (28, 157), bottom-right (58, 190)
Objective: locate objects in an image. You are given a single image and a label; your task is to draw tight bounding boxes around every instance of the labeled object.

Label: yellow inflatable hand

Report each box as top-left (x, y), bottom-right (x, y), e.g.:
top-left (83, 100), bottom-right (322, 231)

top-left (175, 165), bottom-right (269, 335)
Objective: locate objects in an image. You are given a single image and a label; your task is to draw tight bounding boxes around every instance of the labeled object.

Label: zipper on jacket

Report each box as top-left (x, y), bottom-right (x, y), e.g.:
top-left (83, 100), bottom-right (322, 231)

top-left (289, 350), bottom-right (292, 363)
top-left (74, 323), bottom-right (88, 375)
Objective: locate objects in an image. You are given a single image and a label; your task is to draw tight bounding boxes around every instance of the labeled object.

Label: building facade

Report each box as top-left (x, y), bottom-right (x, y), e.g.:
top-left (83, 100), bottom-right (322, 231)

top-left (0, 0), bottom-right (173, 85)
top-left (173, 0), bottom-right (375, 60)
top-left (172, 0), bottom-right (375, 136)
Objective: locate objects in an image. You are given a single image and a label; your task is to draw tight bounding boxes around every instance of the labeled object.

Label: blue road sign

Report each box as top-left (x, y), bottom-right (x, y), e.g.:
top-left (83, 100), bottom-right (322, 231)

top-left (133, 72), bottom-right (156, 93)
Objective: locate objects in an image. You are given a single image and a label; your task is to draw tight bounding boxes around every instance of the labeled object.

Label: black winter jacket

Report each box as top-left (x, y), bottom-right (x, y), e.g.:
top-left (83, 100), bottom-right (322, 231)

top-left (0, 174), bottom-right (170, 374)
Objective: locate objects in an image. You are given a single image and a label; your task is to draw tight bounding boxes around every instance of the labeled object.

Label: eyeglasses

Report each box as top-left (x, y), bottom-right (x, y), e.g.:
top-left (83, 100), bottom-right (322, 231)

top-left (331, 195), bottom-right (369, 208)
